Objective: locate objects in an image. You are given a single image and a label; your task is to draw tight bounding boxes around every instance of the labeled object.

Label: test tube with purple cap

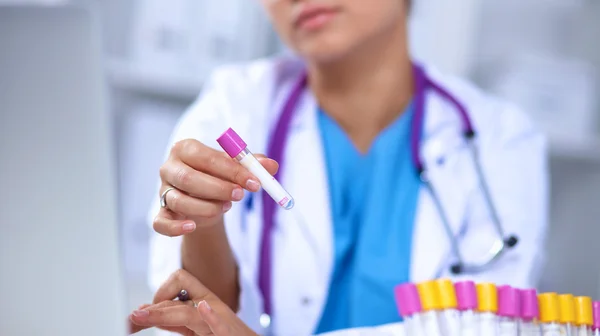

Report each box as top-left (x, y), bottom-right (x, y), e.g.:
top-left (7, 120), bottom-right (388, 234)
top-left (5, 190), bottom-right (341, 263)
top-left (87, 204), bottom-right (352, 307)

top-left (592, 301), bottom-right (600, 336)
top-left (519, 289), bottom-right (542, 336)
top-left (455, 281), bottom-right (479, 336)
top-left (497, 286), bottom-right (521, 336)
top-left (394, 283), bottom-right (425, 336)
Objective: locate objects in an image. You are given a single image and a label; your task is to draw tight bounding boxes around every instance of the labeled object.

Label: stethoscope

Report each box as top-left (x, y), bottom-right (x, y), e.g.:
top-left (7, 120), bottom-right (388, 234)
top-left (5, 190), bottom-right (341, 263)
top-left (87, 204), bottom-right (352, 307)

top-left (254, 63), bottom-right (518, 333)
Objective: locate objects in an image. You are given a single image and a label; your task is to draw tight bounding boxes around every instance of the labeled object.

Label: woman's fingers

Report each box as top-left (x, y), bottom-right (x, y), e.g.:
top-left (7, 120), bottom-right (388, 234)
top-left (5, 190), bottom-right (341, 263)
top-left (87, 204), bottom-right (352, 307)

top-left (152, 208), bottom-right (197, 237)
top-left (153, 269), bottom-right (212, 304)
top-left (128, 319), bottom-right (147, 334)
top-left (129, 318), bottom-right (190, 336)
top-left (197, 300), bottom-right (230, 335)
top-left (130, 305), bottom-right (200, 329)
top-left (175, 142), bottom-right (261, 192)
top-left (129, 301), bottom-right (182, 334)
top-left (159, 185), bottom-right (232, 218)
top-left (160, 160), bottom-right (245, 202)
top-left (256, 156), bottom-right (279, 176)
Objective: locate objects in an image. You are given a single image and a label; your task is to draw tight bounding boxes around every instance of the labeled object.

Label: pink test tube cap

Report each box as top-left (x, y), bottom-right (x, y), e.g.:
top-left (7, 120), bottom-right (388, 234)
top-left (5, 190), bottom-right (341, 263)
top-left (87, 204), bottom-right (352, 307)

top-left (394, 283), bottom-right (422, 317)
top-left (455, 281), bottom-right (477, 311)
top-left (520, 289), bottom-right (540, 321)
top-left (498, 286), bottom-right (521, 318)
top-left (217, 128), bottom-right (247, 158)
top-left (593, 301), bottom-right (600, 330)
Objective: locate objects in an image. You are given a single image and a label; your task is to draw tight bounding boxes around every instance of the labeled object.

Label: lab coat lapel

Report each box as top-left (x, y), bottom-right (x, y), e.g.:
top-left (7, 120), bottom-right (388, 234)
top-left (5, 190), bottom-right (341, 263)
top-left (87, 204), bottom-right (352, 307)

top-left (275, 89), bottom-right (334, 328)
top-left (410, 77), bottom-right (474, 281)
top-left (285, 90), bottom-right (334, 275)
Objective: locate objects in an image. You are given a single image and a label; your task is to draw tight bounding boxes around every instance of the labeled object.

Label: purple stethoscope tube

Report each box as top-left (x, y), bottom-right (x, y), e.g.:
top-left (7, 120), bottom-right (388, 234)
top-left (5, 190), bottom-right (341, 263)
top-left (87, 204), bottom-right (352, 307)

top-left (256, 63), bottom-right (518, 331)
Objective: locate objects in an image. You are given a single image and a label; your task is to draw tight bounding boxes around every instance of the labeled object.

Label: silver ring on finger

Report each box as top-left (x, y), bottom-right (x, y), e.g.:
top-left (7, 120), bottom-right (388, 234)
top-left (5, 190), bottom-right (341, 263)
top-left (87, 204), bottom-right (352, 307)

top-left (160, 187), bottom-right (176, 209)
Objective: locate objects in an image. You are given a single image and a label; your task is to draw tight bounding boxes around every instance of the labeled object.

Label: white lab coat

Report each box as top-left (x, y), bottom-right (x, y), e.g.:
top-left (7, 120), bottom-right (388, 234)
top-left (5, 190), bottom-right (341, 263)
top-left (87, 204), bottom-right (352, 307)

top-left (148, 55), bottom-right (548, 336)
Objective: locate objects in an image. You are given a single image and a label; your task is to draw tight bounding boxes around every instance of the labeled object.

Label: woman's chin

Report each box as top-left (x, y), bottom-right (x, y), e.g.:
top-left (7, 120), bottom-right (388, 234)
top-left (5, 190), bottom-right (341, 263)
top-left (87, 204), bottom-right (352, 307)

top-left (296, 40), bottom-right (356, 65)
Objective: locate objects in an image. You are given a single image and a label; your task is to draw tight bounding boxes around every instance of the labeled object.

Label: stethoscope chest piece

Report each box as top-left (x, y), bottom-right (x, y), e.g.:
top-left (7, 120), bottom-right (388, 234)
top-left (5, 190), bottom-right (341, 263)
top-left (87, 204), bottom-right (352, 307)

top-left (260, 313), bottom-right (272, 336)
top-left (449, 234), bottom-right (519, 275)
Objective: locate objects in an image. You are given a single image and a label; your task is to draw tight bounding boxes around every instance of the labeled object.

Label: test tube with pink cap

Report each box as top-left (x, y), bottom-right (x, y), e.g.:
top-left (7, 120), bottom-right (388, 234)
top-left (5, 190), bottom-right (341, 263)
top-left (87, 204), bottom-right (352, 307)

top-left (454, 281), bottom-right (479, 336)
top-left (394, 283), bottom-right (425, 336)
top-left (592, 301), bottom-right (600, 336)
top-left (497, 286), bottom-right (521, 336)
top-left (217, 128), bottom-right (294, 210)
top-left (520, 289), bottom-right (542, 336)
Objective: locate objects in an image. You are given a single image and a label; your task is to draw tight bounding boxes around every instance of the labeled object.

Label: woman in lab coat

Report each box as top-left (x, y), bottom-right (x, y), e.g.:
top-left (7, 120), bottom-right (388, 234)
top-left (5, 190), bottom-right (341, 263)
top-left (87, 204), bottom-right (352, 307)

top-left (133, 0), bottom-right (548, 334)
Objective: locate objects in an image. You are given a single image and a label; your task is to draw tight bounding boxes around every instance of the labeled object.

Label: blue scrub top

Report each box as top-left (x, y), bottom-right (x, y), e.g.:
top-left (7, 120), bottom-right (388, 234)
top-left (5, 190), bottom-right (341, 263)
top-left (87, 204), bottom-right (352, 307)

top-left (314, 104), bottom-right (421, 334)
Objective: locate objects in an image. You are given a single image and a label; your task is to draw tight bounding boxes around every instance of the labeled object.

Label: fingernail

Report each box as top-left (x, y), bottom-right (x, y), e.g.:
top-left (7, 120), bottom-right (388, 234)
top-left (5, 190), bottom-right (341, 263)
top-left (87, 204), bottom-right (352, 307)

top-left (133, 310), bottom-right (149, 317)
top-left (182, 222), bottom-right (196, 232)
top-left (246, 179), bottom-right (261, 192)
top-left (231, 188), bottom-right (244, 201)
top-left (223, 202), bottom-right (233, 212)
top-left (200, 300), bottom-right (212, 311)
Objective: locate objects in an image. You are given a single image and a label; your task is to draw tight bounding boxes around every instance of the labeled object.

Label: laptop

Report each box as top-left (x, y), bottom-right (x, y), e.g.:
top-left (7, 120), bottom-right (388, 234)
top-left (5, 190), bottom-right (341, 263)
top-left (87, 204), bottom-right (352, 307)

top-left (0, 5), bottom-right (127, 335)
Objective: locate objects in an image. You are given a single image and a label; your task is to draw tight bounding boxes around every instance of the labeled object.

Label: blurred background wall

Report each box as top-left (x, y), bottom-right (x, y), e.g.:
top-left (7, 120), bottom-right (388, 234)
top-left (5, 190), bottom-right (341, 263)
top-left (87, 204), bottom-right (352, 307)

top-left (2, 0), bottom-right (599, 330)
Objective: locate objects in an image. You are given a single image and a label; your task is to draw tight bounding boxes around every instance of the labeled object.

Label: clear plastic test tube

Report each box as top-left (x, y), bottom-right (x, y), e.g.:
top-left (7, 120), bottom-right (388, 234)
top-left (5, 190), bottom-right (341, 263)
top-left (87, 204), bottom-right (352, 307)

top-left (416, 280), bottom-right (443, 336)
top-left (394, 283), bottom-right (425, 336)
top-left (497, 286), bottom-right (521, 336)
top-left (455, 281), bottom-right (480, 336)
top-left (217, 128), bottom-right (294, 210)
top-left (592, 301), bottom-right (600, 336)
top-left (477, 282), bottom-right (499, 336)
top-left (520, 289), bottom-right (542, 336)
top-left (538, 292), bottom-right (562, 336)
top-left (574, 296), bottom-right (593, 336)
top-left (559, 294), bottom-right (576, 336)
top-left (435, 279), bottom-right (461, 336)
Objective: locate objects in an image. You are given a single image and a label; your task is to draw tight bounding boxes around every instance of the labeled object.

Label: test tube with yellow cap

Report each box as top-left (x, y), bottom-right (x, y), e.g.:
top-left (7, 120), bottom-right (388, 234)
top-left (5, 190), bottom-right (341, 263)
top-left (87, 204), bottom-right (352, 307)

top-left (538, 292), bottom-right (562, 336)
top-left (574, 296), bottom-right (593, 336)
top-left (477, 282), bottom-right (499, 336)
top-left (416, 280), bottom-right (443, 336)
top-left (435, 278), bottom-right (460, 336)
top-left (558, 294), bottom-right (576, 336)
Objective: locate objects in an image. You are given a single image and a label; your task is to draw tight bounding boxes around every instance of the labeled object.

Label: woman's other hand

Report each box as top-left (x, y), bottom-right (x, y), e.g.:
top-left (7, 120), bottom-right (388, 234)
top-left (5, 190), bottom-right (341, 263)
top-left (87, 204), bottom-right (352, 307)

top-left (154, 139), bottom-right (278, 237)
top-left (129, 269), bottom-right (258, 336)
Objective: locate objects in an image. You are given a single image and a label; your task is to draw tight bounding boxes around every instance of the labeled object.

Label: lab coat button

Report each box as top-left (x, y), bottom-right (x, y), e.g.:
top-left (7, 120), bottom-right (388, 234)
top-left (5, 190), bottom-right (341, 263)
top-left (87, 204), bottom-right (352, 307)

top-left (301, 297), bottom-right (312, 306)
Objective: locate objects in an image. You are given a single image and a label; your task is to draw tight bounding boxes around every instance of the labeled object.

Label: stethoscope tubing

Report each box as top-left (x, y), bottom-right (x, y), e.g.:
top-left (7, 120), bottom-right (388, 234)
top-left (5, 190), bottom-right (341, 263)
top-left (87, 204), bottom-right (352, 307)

top-left (255, 63), bottom-right (518, 329)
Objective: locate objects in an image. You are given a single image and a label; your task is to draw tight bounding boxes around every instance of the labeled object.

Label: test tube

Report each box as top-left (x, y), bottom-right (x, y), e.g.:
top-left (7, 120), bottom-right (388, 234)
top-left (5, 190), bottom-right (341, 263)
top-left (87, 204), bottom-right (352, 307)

top-left (520, 289), bottom-right (542, 336)
top-left (497, 286), bottom-right (521, 336)
top-left (416, 280), bottom-right (443, 336)
top-left (477, 282), bottom-right (499, 336)
top-left (559, 294), bottom-right (576, 336)
top-left (435, 279), bottom-right (461, 336)
top-left (217, 128), bottom-right (294, 210)
top-left (455, 281), bottom-right (479, 336)
top-left (538, 292), bottom-right (562, 336)
top-left (592, 301), bottom-right (600, 336)
top-left (574, 296), bottom-right (593, 336)
top-left (394, 283), bottom-right (425, 336)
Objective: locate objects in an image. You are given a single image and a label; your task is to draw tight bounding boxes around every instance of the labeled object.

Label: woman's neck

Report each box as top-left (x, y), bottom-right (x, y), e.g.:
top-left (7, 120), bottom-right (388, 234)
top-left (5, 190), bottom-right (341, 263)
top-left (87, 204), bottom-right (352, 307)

top-left (307, 23), bottom-right (414, 153)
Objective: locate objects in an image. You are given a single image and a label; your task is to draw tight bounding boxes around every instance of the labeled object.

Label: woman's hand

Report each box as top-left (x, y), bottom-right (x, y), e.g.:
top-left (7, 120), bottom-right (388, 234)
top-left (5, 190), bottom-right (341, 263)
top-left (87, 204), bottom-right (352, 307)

top-left (155, 138), bottom-right (278, 237)
top-left (129, 269), bottom-right (258, 336)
